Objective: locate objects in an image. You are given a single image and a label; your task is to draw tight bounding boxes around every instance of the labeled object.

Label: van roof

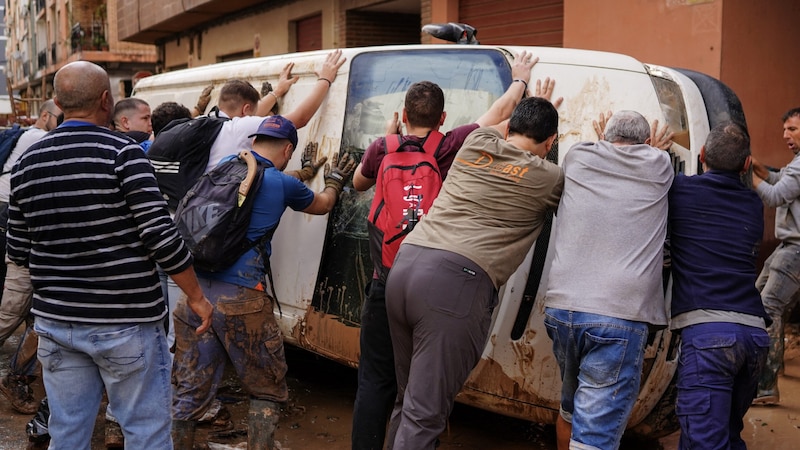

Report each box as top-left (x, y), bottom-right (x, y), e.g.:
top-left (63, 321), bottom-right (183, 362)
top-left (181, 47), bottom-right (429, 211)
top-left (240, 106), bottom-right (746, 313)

top-left (133, 44), bottom-right (648, 92)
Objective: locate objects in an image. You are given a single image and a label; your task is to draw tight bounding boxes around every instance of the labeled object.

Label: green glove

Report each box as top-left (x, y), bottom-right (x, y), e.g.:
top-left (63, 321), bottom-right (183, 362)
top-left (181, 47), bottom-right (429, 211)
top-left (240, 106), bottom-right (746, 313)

top-left (324, 152), bottom-right (356, 193)
top-left (295, 142), bottom-right (327, 182)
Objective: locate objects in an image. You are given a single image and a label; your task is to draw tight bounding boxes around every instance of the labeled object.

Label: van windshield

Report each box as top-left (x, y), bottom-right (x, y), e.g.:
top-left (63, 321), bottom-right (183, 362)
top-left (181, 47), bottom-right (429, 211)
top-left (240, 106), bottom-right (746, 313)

top-left (342, 49), bottom-right (512, 155)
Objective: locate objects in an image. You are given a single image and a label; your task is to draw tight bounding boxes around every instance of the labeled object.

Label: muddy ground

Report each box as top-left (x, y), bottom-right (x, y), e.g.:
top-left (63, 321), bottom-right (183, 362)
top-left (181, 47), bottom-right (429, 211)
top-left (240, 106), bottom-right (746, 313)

top-left (1, 324), bottom-right (800, 450)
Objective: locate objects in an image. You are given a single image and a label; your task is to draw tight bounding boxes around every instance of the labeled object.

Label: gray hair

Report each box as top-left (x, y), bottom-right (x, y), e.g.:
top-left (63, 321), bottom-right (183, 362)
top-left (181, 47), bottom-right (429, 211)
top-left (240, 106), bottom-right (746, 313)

top-left (604, 110), bottom-right (650, 145)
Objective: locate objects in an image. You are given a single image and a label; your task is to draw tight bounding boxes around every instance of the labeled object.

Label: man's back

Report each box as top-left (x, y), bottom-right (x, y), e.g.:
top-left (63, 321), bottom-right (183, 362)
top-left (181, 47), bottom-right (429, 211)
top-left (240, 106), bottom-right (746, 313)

top-left (8, 124), bottom-right (189, 323)
top-left (546, 139), bottom-right (673, 325)
top-left (669, 171), bottom-right (765, 320)
top-left (403, 127), bottom-right (563, 288)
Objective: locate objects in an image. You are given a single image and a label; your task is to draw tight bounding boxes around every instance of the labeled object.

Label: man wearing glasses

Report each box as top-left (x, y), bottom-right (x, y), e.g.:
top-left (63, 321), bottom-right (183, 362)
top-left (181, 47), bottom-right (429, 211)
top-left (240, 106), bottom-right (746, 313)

top-left (0, 99), bottom-right (61, 415)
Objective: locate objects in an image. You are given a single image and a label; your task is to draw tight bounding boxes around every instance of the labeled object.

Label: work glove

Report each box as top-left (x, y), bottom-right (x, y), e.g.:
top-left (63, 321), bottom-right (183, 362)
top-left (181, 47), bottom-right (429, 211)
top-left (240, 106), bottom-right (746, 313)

top-left (195, 84), bottom-right (214, 115)
top-left (295, 142), bottom-right (328, 182)
top-left (261, 81), bottom-right (273, 97)
top-left (324, 152), bottom-right (356, 194)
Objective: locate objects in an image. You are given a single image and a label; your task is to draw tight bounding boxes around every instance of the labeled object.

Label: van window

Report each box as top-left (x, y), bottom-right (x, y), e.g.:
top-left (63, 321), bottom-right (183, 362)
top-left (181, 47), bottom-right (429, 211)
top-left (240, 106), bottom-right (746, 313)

top-left (648, 72), bottom-right (690, 151)
top-left (314, 49), bottom-right (513, 324)
top-left (342, 49), bottom-right (512, 155)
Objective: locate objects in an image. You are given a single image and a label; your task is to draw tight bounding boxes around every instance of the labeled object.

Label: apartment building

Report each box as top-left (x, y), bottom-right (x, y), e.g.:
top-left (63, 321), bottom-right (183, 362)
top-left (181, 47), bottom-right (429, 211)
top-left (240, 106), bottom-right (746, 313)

top-left (4, 0), bottom-right (156, 117)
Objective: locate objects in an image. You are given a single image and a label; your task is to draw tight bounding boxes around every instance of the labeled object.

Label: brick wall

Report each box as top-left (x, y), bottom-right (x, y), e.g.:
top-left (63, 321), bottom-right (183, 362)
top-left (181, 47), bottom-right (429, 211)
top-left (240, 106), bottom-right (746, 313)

top-left (344, 11), bottom-right (420, 48)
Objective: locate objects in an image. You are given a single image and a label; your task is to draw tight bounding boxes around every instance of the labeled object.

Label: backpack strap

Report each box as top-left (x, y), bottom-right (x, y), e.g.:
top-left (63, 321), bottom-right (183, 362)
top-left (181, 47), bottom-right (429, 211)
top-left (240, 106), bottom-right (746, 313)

top-left (384, 134), bottom-right (404, 155)
top-left (423, 130), bottom-right (446, 159)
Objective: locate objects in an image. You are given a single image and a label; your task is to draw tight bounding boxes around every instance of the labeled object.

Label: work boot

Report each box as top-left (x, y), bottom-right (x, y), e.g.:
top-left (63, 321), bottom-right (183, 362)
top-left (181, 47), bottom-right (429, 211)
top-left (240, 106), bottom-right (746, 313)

top-left (0, 374), bottom-right (38, 414)
top-left (248, 399), bottom-right (281, 450)
top-left (172, 419), bottom-right (197, 450)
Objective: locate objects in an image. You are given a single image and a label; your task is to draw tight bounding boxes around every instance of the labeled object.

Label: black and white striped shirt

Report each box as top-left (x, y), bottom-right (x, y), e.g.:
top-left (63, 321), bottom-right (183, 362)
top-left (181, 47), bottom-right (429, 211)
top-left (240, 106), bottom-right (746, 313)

top-left (7, 123), bottom-right (193, 323)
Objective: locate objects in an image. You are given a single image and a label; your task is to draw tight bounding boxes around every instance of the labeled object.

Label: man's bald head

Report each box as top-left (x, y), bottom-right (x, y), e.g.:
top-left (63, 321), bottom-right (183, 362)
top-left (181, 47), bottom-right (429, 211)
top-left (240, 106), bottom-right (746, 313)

top-left (54, 62), bottom-right (113, 124)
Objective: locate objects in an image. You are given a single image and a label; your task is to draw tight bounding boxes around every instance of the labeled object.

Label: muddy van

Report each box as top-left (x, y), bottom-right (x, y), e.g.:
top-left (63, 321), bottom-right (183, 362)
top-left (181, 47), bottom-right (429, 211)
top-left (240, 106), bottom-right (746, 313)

top-left (133, 44), bottom-right (746, 438)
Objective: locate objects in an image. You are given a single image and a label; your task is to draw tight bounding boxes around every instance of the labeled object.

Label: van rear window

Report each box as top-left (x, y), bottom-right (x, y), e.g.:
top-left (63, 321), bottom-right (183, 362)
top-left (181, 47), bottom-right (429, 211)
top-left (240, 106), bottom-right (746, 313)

top-left (342, 49), bottom-right (512, 155)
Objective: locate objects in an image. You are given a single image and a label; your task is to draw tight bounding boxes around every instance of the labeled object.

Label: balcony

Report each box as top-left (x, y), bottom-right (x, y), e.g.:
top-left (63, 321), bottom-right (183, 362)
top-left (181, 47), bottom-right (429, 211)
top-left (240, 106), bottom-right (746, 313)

top-left (71, 24), bottom-right (109, 54)
top-left (118, 0), bottom-right (267, 44)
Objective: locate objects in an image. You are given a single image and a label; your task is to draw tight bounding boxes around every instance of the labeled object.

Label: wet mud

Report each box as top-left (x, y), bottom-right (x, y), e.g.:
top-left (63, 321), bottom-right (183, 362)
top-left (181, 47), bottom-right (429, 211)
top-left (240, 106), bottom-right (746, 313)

top-left (2, 325), bottom-right (800, 449)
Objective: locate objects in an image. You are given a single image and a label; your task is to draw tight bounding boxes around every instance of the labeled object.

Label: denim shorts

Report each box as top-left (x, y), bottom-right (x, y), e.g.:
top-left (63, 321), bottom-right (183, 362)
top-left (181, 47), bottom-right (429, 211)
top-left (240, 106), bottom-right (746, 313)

top-left (544, 307), bottom-right (648, 450)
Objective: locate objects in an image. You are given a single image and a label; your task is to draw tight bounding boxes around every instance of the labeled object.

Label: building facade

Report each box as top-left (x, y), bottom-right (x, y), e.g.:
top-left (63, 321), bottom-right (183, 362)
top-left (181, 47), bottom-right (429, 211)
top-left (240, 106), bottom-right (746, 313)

top-left (4, 0), bottom-right (156, 118)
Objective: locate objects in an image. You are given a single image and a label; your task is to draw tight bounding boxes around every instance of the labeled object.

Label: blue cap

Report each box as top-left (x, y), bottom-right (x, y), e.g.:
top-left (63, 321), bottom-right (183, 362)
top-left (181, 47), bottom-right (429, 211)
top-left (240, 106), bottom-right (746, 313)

top-left (249, 115), bottom-right (298, 149)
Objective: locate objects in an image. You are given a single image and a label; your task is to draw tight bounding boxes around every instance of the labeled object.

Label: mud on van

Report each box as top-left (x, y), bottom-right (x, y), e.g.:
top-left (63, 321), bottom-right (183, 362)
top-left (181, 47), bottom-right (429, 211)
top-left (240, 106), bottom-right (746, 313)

top-left (133, 44), bottom-right (746, 438)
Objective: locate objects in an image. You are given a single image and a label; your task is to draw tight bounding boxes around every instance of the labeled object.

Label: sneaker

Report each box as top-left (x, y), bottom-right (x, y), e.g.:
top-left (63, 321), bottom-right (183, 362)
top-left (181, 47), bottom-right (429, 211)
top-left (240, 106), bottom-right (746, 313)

top-left (752, 388), bottom-right (780, 406)
top-left (0, 374), bottom-right (39, 414)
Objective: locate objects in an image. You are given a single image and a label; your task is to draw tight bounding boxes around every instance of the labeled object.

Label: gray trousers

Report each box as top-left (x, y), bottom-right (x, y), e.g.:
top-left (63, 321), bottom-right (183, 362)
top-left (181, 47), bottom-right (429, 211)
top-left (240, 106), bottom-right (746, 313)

top-left (385, 244), bottom-right (497, 450)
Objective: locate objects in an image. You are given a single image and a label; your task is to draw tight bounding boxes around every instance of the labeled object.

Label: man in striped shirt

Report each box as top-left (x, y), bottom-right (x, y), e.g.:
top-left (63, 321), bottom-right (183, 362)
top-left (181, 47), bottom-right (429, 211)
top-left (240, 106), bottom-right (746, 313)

top-left (6, 60), bottom-right (213, 450)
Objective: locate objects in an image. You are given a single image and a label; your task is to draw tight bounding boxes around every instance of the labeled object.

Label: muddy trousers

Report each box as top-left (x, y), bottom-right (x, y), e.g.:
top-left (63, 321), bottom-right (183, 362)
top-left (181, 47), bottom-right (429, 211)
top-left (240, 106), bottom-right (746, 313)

top-left (755, 243), bottom-right (800, 395)
top-left (385, 245), bottom-right (497, 450)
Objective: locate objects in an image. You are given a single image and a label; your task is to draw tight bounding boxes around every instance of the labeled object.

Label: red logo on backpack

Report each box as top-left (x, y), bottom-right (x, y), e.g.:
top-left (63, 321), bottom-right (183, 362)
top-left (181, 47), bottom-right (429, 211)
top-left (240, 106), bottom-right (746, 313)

top-left (367, 131), bottom-right (445, 282)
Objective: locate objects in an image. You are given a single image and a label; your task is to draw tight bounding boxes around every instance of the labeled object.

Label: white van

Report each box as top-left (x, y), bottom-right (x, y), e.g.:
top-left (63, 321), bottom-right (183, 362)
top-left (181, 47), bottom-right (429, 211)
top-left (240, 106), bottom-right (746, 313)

top-left (133, 44), bottom-right (747, 438)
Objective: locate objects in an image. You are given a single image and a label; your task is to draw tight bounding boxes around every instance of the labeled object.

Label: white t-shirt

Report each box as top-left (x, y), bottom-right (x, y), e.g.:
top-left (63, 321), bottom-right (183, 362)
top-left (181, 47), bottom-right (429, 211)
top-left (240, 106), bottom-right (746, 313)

top-left (0, 127), bottom-right (47, 202)
top-left (205, 114), bottom-right (266, 173)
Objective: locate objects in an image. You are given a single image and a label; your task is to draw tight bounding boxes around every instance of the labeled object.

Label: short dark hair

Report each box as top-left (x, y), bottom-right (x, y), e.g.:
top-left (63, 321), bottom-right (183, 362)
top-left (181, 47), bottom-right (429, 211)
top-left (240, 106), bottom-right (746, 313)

top-left (782, 107), bottom-right (800, 122)
top-left (220, 80), bottom-right (260, 111)
top-left (508, 97), bottom-right (559, 143)
top-left (404, 81), bottom-right (445, 129)
top-left (704, 121), bottom-right (750, 172)
top-left (113, 98), bottom-right (149, 124)
top-left (151, 101), bottom-right (192, 136)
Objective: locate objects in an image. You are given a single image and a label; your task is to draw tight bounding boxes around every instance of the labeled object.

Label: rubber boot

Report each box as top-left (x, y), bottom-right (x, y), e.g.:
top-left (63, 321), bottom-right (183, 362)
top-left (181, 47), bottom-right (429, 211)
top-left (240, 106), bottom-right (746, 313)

top-left (171, 419), bottom-right (197, 450)
top-left (248, 399), bottom-right (281, 450)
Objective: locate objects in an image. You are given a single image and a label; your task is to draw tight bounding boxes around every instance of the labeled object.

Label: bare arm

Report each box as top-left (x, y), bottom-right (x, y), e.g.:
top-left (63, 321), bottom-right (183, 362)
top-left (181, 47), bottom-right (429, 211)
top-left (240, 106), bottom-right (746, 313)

top-left (353, 163), bottom-right (375, 191)
top-left (474, 51), bottom-right (538, 127)
top-left (751, 156), bottom-right (770, 180)
top-left (284, 50), bottom-right (347, 128)
top-left (168, 266), bottom-right (213, 334)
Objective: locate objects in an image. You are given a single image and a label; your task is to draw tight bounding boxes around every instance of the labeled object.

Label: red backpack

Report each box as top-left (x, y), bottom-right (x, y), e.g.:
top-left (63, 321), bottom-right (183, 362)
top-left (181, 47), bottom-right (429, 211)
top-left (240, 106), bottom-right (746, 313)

top-left (367, 131), bottom-right (445, 283)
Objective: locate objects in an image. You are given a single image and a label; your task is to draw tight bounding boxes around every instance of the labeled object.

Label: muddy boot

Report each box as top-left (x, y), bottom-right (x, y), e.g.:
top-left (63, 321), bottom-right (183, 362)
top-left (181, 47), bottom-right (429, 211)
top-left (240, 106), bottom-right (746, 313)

top-left (0, 374), bottom-right (38, 414)
top-left (248, 399), bottom-right (281, 450)
top-left (172, 419), bottom-right (197, 450)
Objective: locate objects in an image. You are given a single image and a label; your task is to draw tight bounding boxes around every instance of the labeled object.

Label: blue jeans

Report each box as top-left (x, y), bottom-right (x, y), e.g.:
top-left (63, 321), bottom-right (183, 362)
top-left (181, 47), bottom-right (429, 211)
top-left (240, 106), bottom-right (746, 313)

top-left (34, 317), bottom-right (173, 450)
top-left (676, 322), bottom-right (769, 450)
top-left (755, 242), bottom-right (800, 393)
top-left (544, 308), bottom-right (648, 450)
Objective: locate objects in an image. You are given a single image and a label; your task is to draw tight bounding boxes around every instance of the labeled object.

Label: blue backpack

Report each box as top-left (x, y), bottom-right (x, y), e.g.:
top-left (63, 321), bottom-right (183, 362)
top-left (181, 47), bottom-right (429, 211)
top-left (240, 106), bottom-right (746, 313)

top-left (0, 124), bottom-right (28, 176)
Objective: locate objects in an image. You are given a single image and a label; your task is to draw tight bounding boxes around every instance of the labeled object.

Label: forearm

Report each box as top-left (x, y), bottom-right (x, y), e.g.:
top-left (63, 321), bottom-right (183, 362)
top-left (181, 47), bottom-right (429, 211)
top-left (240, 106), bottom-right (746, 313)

top-left (256, 91), bottom-right (280, 117)
top-left (284, 79), bottom-right (332, 128)
top-left (168, 266), bottom-right (206, 304)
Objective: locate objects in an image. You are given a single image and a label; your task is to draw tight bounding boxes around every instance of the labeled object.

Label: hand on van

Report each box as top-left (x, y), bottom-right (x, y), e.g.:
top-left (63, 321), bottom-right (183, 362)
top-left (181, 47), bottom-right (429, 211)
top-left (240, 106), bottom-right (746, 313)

top-left (474, 51), bottom-right (539, 127)
top-left (292, 142), bottom-right (329, 182)
top-left (650, 119), bottom-right (674, 150)
top-left (593, 111), bottom-right (612, 140)
top-left (317, 49), bottom-right (346, 87)
top-left (534, 77), bottom-right (563, 108)
top-left (274, 62), bottom-right (299, 97)
top-left (385, 111), bottom-right (403, 135)
top-left (193, 84), bottom-right (214, 116)
top-left (324, 152), bottom-right (357, 193)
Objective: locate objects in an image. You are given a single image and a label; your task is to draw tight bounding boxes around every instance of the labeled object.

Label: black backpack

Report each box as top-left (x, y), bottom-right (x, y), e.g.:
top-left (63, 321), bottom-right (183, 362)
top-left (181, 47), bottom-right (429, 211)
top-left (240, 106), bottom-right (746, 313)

top-left (148, 111), bottom-right (229, 210)
top-left (174, 150), bottom-right (273, 272)
top-left (0, 124), bottom-right (28, 176)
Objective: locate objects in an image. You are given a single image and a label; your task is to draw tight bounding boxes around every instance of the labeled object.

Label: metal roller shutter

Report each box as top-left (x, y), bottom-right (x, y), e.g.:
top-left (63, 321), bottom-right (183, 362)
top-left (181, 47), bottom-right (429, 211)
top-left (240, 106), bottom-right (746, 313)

top-left (459, 0), bottom-right (563, 46)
